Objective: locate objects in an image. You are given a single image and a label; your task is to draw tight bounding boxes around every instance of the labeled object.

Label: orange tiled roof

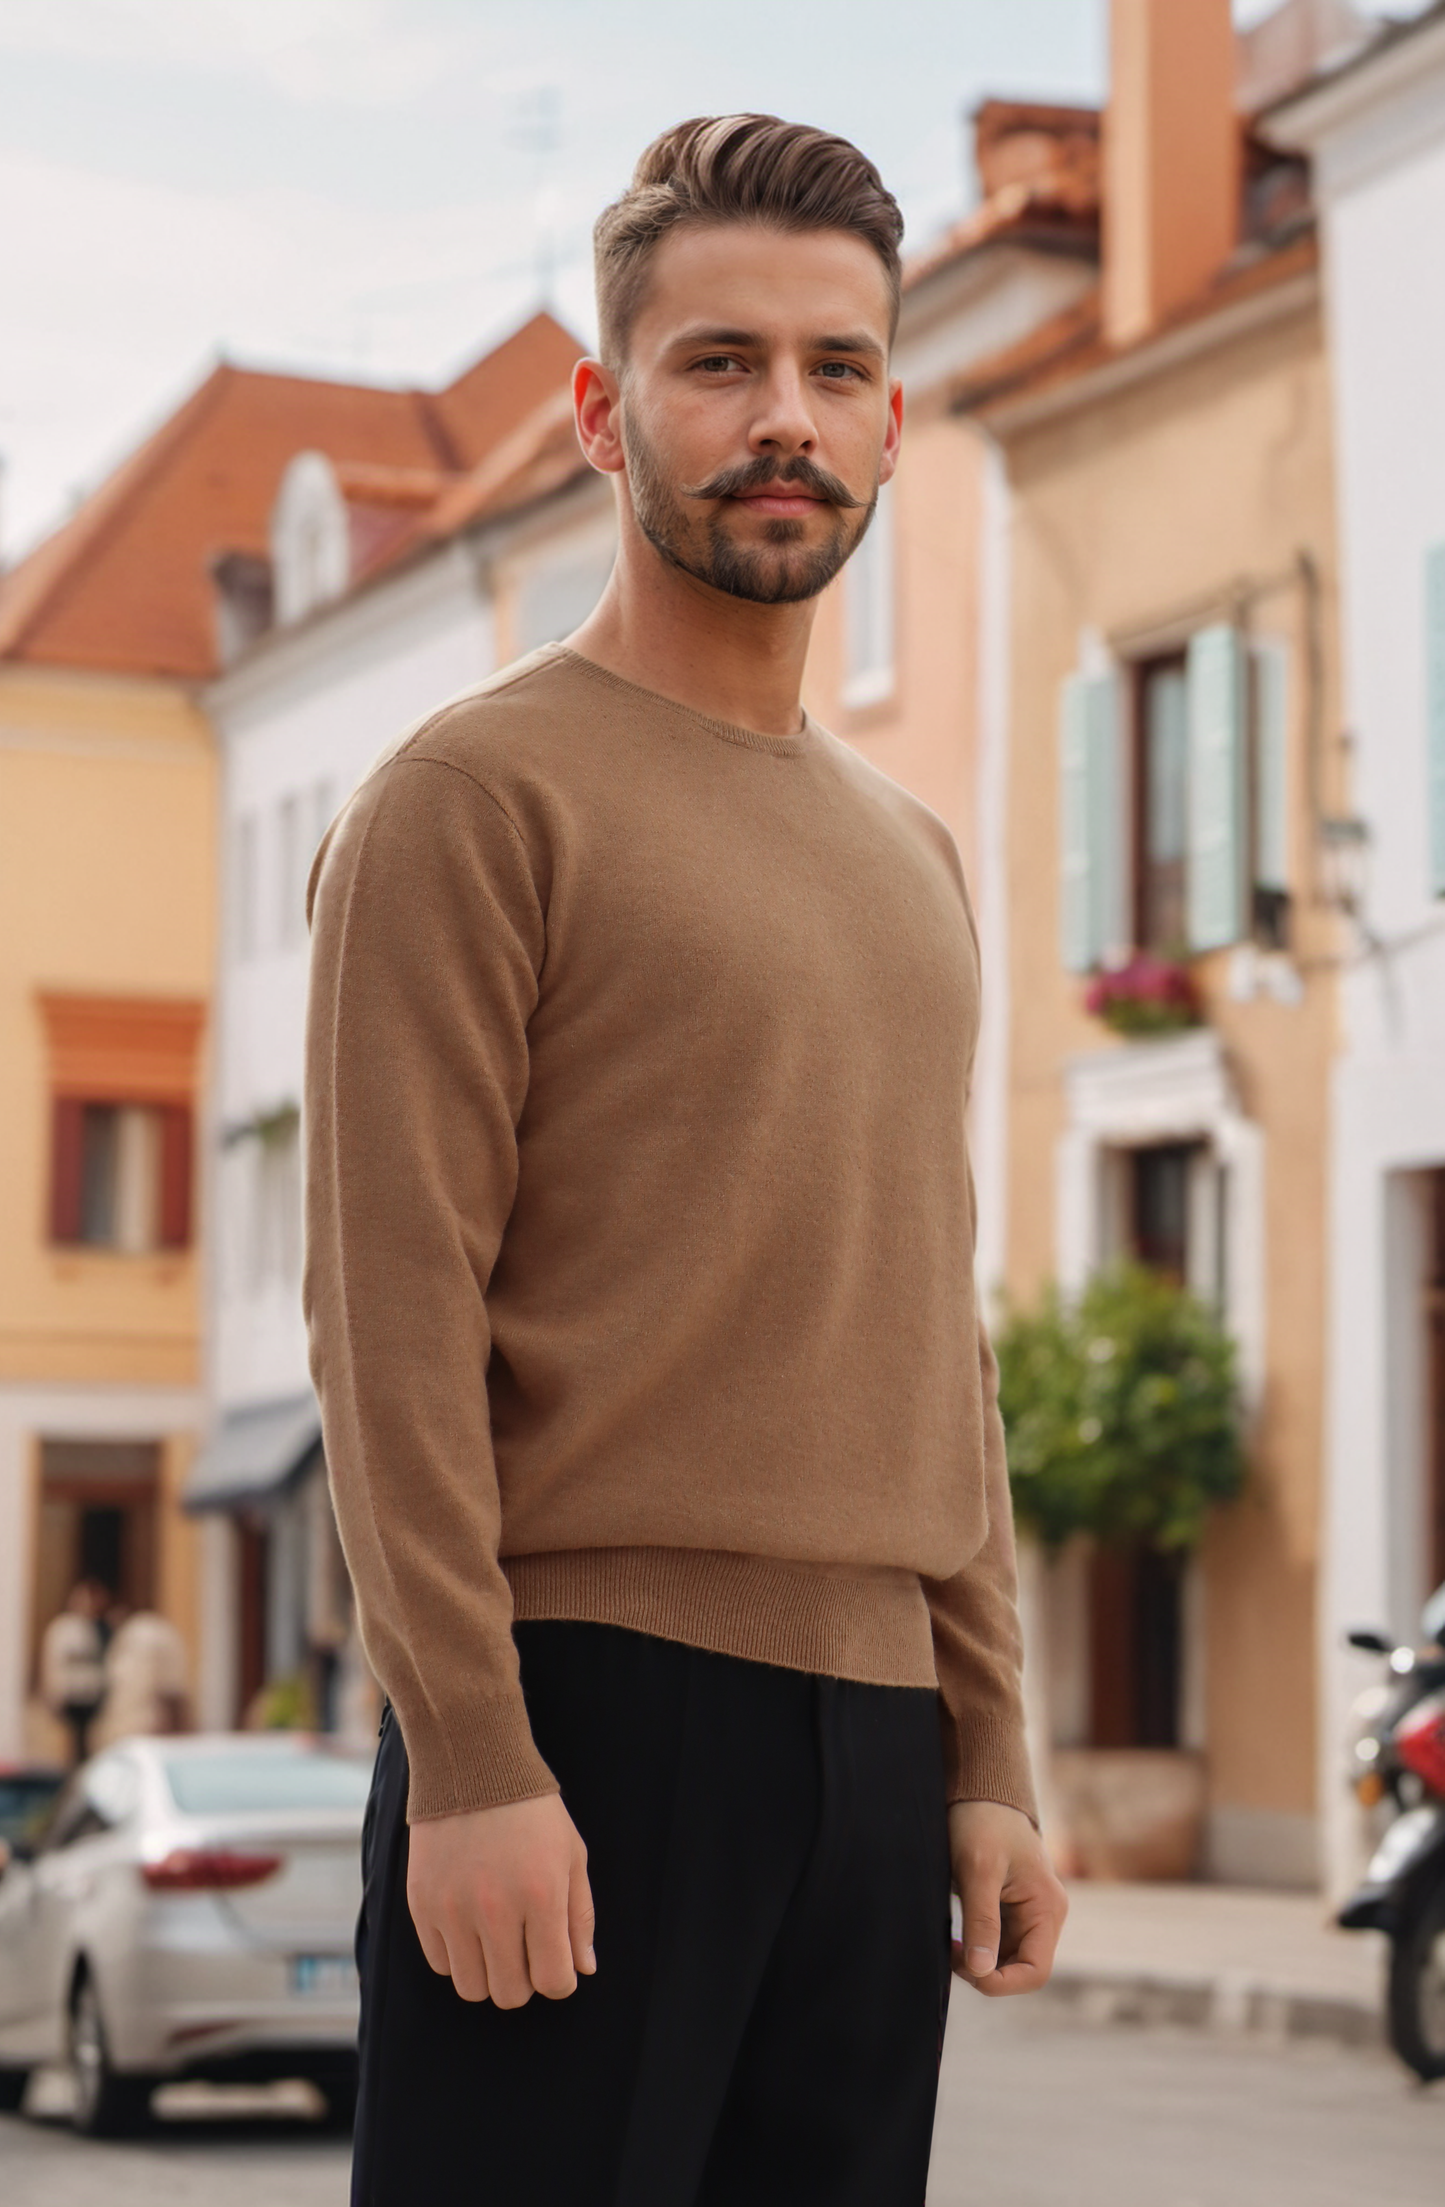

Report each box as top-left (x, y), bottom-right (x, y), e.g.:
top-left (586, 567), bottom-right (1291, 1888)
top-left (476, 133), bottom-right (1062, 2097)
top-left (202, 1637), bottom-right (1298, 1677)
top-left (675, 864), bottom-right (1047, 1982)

top-left (0, 310), bottom-right (582, 680)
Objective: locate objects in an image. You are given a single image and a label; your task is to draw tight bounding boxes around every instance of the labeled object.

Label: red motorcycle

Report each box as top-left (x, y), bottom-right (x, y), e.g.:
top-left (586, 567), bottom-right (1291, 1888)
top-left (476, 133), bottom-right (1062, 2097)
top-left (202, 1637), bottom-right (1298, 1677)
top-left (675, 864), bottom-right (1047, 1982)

top-left (1339, 1586), bottom-right (1445, 2080)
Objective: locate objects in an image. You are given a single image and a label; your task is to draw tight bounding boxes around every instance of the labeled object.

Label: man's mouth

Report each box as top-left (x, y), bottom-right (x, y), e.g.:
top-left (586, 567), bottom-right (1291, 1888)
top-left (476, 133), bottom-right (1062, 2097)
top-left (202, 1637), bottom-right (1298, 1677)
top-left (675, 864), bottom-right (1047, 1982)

top-left (729, 485), bottom-right (826, 517)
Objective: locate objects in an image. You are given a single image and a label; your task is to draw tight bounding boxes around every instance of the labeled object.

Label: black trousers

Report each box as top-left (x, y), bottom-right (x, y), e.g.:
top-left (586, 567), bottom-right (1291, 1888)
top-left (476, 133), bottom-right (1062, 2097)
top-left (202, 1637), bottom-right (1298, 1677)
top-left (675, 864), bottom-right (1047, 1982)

top-left (352, 1622), bottom-right (953, 2207)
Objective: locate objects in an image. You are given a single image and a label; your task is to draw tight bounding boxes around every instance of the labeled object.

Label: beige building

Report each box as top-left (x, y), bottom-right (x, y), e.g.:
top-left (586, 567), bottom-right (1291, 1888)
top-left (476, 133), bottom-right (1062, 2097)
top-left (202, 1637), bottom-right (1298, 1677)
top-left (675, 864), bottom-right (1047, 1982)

top-left (809, 0), bottom-right (1359, 1885)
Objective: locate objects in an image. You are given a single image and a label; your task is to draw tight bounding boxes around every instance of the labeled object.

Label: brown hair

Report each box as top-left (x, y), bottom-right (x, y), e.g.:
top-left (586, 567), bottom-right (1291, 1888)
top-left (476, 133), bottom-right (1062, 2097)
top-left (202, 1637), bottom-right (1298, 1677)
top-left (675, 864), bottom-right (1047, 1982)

top-left (594, 114), bottom-right (904, 366)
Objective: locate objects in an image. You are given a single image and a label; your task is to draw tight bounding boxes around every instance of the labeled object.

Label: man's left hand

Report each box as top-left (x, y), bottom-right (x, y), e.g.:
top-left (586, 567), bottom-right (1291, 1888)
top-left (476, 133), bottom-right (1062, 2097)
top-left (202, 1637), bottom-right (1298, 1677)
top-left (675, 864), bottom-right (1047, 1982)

top-left (947, 1799), bottom-right (1067, 1996)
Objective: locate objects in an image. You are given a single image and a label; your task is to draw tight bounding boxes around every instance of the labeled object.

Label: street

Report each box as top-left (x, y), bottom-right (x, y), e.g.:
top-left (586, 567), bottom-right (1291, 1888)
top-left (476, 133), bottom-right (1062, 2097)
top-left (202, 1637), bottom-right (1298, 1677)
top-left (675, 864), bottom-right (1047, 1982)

top-left (2, 1996), bottom-right (1441, 2205)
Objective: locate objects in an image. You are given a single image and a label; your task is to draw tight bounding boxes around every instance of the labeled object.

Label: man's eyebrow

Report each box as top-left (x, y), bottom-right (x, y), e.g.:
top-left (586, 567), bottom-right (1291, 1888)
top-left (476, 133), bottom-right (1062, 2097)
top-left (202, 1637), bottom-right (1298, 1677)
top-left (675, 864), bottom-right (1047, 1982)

top-left (810, 331), bottom-right (886, 360)
top-left (667, 325), bottom-right (886, 360)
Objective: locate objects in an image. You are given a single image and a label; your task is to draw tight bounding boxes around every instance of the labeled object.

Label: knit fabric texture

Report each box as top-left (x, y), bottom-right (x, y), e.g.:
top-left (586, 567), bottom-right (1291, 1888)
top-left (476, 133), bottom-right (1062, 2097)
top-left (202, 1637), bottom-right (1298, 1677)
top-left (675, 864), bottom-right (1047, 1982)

top-left (304, 645), bottom-right (1036, 1826)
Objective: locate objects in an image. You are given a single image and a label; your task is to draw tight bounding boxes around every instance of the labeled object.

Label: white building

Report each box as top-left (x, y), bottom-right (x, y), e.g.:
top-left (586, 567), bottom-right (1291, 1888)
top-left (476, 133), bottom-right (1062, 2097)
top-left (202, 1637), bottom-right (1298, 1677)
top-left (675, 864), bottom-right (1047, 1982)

top-left (193, 385), bottom-right (615, 1731)
top-left (1271, 6), bottom-right (1445, 1891)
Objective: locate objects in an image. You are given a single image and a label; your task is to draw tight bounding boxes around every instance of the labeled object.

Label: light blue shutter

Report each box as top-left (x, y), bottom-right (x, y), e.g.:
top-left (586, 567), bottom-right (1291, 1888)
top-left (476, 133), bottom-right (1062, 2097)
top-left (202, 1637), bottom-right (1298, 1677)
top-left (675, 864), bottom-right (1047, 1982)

top-left (1426, 545), bottom-right (1445, 896)
top-left (1187, 624), bottom-right (1248, 950)
top-left (1059, 670), bottom-right (1122, 971)
top-left (1252, 639), bottom-right (1289, 895)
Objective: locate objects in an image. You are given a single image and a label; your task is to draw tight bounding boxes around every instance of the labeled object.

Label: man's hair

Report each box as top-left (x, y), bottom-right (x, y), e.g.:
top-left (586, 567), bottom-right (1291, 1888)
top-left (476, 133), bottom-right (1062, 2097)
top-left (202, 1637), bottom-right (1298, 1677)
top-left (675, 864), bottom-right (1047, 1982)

top-left (594, 114), bottom-right (904, 367)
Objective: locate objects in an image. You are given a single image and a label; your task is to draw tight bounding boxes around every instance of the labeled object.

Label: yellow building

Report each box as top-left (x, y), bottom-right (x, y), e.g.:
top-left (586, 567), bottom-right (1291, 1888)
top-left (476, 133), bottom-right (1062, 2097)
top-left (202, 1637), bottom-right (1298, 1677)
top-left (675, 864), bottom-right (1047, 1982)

top-left (0, 665), bottom-right (213, 1761)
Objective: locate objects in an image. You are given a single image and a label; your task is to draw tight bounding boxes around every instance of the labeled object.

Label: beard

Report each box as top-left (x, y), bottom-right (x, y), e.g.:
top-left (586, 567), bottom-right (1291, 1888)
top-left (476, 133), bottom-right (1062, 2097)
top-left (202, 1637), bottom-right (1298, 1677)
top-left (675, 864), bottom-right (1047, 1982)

top-left (623, 418), bottom-right (877, 606)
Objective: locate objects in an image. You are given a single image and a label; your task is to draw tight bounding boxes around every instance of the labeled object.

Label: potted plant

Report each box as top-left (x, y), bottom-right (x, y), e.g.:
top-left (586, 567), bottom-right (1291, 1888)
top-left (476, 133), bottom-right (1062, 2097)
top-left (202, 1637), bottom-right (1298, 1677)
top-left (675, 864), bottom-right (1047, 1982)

top-left (1085, 954), bottom-right (1201, 1038)
top-left (995, 1262), bottom-right (1246, 1878)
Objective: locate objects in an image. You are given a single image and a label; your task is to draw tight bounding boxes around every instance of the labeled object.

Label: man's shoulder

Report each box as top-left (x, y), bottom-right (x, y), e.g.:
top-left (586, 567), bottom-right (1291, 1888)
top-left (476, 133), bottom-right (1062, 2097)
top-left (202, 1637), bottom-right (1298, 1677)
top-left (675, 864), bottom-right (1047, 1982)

top-left (811, 723), bottom-right (974, 918)
top-left (366, 645), bottom-right (581, 788)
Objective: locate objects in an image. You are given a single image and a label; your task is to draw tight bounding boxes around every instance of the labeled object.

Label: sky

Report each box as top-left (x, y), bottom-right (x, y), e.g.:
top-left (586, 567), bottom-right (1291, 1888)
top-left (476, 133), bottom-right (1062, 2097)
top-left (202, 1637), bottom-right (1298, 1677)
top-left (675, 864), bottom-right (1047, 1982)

top-left (0, 0), bottom-right (1413, 558)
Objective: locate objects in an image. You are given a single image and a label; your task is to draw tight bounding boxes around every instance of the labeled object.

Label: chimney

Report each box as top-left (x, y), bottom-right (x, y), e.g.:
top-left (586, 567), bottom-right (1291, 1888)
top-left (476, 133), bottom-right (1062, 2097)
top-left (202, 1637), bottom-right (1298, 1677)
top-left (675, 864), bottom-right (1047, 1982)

top-left (1103, 0), bottom-right (1239, 349)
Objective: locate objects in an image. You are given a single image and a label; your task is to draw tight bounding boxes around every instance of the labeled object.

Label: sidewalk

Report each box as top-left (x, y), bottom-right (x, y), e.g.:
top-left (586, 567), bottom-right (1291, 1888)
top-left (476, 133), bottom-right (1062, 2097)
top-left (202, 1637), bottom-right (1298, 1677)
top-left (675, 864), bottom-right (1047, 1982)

top-left (1047, 1882), bottom-right (1388, 2046)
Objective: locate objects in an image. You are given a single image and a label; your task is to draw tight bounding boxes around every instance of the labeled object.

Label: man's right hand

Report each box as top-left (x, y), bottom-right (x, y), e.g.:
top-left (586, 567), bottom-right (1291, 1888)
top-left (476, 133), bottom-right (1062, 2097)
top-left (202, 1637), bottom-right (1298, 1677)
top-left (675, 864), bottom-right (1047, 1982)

top-left (406, 1792), bottom-right (596, 2007)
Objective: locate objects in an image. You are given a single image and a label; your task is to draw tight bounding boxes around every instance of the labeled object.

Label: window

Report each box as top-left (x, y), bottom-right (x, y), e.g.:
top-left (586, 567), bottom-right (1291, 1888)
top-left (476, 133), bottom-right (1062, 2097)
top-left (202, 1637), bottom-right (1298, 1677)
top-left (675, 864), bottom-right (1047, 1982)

top-left (270, 451), bottom-right (350, 627)
top-left (235, 813), bottom-right (259, 961)
top-left (277, 793), bottom-right (304, 951)
top-left (842, 481), bottom-right (895, 711)
top-left (1135, 658), bottom-right (1189, 954)
top-left (51, 1100), bottom-right (192, 1251)
top-left (1061, 622), bottom-right (1293, 971)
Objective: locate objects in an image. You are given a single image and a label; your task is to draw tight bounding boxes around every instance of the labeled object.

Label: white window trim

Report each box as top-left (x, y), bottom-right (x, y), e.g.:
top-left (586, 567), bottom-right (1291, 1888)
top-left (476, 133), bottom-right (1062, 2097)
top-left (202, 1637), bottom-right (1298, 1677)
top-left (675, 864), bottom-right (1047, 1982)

top-left (1054, 1027), bottom-right (1265, 1407)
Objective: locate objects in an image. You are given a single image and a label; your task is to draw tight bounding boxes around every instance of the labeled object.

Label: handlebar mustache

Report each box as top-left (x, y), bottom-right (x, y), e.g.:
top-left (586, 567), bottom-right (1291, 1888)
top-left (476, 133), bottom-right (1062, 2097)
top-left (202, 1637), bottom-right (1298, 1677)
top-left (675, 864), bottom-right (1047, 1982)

top-left (681, 457), bottom-right (868, 510)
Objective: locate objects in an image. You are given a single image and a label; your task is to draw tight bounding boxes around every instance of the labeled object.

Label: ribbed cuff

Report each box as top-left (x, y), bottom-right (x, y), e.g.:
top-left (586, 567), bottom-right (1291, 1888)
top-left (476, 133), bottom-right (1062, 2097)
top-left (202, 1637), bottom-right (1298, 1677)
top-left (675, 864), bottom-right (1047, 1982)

top-left (400, 1687), bottom-right (559, 1824)
top-left (944, 1712), bottom-right (1040, 1830)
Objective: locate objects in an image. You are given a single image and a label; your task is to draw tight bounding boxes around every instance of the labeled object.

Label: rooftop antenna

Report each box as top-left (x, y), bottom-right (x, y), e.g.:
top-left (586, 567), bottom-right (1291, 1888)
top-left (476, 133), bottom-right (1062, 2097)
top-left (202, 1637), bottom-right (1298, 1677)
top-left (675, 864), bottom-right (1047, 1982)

top-left (507, 86), bottom-right (563, 306)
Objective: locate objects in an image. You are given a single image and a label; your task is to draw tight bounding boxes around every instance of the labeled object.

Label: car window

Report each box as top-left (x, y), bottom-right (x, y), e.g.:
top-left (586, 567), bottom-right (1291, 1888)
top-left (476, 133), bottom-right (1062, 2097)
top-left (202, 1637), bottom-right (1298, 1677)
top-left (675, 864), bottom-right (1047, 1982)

top-left (0, 1773), bottom-right (65, 1854)
top-left (162, 1747), bottom-right (373, 1815)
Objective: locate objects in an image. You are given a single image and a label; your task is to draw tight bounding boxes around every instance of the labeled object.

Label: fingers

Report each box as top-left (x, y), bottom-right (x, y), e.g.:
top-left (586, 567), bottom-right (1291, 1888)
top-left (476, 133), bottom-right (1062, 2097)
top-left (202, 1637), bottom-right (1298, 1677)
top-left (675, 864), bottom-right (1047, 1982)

top-left (408, 1896), bottom-right (490, 2003)
top-left (404, 1795), bottom-right (596, 2011)
top-left (957, 1853), bottom-right (1005, 1982)
top-left (952, 1862), bottom-right (1069, 1999)
top-left (568, 1841), bottom-right (597, 1979)
top-left (522, 1883), bottom-right (578, 2003)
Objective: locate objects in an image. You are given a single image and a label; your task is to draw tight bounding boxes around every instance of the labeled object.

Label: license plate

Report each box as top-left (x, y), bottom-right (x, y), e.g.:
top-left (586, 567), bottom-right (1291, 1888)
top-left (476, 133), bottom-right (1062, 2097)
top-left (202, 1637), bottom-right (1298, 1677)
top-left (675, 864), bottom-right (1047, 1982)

top-left (290, 1954), bottom-right (357, 1996)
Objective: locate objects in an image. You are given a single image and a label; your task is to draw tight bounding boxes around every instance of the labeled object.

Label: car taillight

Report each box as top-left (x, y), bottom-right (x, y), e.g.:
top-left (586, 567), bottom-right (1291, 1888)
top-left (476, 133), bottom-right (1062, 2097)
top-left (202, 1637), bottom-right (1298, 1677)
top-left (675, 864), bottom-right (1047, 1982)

top-left (141, 1848), bottom-right (284, 1892)
top-left (1394, 1694), bottom-right (1445, 1796)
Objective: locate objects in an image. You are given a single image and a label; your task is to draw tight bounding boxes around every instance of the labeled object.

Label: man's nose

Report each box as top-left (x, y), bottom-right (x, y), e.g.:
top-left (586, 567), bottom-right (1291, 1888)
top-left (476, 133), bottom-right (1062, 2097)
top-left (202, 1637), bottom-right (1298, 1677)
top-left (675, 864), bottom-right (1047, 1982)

top-left (747, 366), bottom-right (816, 457)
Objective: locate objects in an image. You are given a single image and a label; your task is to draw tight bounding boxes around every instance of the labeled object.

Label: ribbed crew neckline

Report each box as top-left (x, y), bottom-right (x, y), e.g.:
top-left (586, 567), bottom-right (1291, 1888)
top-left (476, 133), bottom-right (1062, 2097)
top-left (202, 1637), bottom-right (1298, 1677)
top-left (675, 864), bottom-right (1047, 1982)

top-left (548, 643), bottom-right (815, 759)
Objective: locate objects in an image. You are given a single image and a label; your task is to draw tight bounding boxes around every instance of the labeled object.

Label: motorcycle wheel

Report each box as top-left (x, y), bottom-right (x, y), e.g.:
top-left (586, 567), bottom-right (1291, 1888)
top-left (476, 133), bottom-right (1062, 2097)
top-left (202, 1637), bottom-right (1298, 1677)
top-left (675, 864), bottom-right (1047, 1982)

top-left (1387, 1881), bottom-right (1445, 2082)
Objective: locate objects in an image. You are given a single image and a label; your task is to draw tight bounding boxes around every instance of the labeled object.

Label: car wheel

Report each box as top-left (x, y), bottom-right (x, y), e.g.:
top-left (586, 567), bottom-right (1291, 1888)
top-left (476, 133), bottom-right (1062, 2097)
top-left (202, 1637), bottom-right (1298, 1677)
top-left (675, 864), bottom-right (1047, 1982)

top-left (0, 2065), bottom-right (29, 2113)
top-left (68, 1971), bottom-right (153, 2137)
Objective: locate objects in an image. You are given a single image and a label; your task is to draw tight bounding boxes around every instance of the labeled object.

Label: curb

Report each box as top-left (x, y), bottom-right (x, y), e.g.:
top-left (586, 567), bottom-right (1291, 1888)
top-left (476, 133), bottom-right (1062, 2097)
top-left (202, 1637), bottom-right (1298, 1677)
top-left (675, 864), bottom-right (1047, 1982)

top-left (1042, 1965), bottom-right (1382, 2048)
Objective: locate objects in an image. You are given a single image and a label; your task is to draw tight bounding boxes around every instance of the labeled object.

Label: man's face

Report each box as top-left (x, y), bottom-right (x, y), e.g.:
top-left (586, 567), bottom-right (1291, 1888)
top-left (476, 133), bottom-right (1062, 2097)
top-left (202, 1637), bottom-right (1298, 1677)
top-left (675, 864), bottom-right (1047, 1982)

top-left (615, 223), bottom-right (900, 606)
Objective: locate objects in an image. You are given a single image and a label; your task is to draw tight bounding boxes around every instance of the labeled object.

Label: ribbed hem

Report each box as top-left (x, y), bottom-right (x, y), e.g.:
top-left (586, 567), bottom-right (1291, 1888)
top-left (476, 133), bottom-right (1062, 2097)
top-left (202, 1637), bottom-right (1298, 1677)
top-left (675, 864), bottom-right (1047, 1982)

top-left (402, 1686), bottom-right (559, 1824)
top-left (505, 1546), bottom-right (938, 1689)
top-left (943, 1711), bottom-right (1040, 1829)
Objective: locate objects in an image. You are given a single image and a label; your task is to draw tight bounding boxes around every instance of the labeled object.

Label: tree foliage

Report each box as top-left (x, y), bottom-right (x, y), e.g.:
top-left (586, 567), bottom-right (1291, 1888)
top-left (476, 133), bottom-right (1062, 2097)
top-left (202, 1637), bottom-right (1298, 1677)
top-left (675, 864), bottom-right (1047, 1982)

top-left (994, 1262), bottom-right (1246, 1554)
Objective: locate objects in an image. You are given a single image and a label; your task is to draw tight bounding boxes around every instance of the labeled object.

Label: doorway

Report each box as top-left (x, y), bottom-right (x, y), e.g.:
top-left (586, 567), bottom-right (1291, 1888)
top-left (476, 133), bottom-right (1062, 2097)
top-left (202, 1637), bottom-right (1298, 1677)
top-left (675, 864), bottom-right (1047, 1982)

top-left (31, 1439), bottom-right (160, 1678)
top-left (1084, 1141), bottom-right (1209, 1748)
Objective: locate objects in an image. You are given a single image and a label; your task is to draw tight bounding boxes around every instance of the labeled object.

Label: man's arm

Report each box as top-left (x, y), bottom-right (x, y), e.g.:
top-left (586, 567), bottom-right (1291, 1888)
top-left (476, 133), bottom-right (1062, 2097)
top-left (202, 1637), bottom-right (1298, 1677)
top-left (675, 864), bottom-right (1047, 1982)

top-left (305, 749), bottom-right (593, 2003)
top-left (923, 1317), bottom-right (1068, 1995)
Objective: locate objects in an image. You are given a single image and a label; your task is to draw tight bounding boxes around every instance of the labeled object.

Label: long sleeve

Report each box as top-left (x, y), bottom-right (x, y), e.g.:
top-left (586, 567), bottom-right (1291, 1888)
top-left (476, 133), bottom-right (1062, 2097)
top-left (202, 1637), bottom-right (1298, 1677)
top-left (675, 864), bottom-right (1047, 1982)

top-left (303, 753), bottom-right (556, 1822)
top-left (921, 1314), bottom-right (1039, 1825)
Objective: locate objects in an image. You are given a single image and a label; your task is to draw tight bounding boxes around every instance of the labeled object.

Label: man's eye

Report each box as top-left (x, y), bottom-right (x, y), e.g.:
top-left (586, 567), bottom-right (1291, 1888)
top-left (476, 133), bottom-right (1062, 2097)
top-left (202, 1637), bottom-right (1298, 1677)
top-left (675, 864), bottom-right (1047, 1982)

top-left (696, 355), bottom-right (742, 373)
top-left (817, 360), bottom-right (864, 381)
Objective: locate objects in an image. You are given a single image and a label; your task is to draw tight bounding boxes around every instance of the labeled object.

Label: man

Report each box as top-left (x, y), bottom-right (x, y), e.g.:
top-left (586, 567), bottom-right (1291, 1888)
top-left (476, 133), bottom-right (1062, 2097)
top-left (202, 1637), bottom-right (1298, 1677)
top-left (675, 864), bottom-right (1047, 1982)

top-left (95, 1602), bottom-right (190, 1744)
top-left (39, 1580), bottom-right (108, 1765)
top-left (306, 114), bottom-right (1067, 2207)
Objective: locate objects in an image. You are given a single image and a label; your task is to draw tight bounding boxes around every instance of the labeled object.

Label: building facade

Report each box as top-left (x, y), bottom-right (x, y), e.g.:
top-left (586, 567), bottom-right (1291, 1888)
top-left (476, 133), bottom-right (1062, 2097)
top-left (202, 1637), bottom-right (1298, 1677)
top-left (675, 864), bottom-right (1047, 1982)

top-left (1271, 1), bottom-right (1445, 1893)
top-left (950, 0), bottom-right (1350, 1887)
top-left (0, 314), bottom-right (580, 1757)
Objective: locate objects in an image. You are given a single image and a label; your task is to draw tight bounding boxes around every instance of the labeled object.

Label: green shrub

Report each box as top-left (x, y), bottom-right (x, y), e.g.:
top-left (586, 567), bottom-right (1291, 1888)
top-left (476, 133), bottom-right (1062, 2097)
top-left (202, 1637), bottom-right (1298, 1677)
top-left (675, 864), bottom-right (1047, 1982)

top-left (994, 1262), bottom-right (1246, 1553)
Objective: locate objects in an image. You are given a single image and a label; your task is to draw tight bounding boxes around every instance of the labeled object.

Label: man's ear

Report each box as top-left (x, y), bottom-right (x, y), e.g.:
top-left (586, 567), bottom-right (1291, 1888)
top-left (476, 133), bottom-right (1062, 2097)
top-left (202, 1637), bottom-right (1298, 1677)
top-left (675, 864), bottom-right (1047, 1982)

top-left (574, 358), bottom-right (626, 477)
top-left (876, 378), bottom-right (904, 489)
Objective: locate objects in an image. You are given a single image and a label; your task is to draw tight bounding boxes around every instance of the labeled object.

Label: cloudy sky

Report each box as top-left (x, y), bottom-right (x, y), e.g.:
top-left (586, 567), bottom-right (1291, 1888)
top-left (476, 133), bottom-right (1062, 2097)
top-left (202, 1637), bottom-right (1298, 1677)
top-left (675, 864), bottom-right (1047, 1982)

top-left (0, 0), bottom-right (1407, 556)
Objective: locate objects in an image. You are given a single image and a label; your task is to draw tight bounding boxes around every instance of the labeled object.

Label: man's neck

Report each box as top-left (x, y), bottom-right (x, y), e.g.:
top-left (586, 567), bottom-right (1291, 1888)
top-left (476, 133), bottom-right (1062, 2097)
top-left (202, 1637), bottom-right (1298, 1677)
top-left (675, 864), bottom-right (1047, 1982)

top-left (567, 513), bottom-right (816, 740)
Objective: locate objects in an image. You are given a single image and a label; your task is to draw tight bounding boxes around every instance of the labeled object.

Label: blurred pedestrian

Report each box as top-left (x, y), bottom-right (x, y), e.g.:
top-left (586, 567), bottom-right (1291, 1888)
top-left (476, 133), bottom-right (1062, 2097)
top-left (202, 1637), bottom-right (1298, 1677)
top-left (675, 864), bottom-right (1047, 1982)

top-left (97, 1603), bottom-right (191, 1742)
top-left (309, 113), bottom-right (1067, 2207)
top-left (38, 1579), bottom-right (109, 1764)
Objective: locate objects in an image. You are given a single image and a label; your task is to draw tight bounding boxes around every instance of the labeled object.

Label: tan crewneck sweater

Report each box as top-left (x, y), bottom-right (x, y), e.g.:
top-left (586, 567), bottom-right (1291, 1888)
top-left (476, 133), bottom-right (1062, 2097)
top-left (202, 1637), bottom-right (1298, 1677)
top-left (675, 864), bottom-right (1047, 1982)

top-left (304, 645), bottom-right (1034, 1826)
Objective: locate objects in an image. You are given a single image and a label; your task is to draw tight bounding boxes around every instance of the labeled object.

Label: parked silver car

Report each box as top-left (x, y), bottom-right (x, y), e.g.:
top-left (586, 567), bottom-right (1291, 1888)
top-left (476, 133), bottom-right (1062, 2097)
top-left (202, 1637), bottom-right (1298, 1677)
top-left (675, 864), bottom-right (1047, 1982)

top-left (0, 1731), bottom-right (372, 2134)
